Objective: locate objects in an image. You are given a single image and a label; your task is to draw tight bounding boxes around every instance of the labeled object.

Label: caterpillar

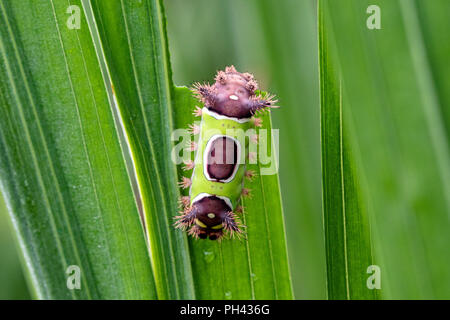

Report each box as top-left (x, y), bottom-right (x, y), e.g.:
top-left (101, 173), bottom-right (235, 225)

top-left (174, 66), bottom-right (278, 240)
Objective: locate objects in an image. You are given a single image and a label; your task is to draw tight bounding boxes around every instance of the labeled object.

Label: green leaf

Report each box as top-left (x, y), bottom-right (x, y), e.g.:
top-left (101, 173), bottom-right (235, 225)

top-left (252, 0), bottom-right (326, 299)
top-left (86, 0), bottom-right (195, 299)
top-left (321, 0), bottom-right (450, 299)
top-left (319, 0), bottom-right (379, 299)
top-left (174, 87), bottom-right (293, 299)
top-left (0, 0), bottom-right (155, 299)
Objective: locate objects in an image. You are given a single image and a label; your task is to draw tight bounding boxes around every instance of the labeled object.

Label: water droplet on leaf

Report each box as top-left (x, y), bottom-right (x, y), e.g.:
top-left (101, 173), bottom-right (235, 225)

top-left (203, 251), bottom-right (215, 263)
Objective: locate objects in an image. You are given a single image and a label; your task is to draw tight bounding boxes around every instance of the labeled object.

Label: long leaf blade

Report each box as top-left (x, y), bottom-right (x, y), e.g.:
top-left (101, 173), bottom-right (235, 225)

top-left (0, 0), bottom-right (155, 299)
top-left (87, 0), bottom-right (195, 299)
top-left (319, 0), bottom-right (379, 300)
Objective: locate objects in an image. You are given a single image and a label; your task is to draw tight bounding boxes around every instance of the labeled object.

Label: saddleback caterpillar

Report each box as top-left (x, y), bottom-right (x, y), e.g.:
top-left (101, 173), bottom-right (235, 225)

top-left (174, 66), bottom-right (278, 240)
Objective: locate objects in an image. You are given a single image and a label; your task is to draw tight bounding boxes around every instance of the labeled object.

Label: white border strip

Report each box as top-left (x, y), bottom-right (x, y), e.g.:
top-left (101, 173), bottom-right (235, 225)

top-left (203, 107), bottom-right (251, 123)
top-left (192, 193), bottom-right (233, 211)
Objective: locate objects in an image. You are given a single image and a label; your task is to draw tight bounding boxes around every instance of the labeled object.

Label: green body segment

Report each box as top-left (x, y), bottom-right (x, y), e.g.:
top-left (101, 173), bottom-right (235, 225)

top-left (190, 108), bottom-right (252, 209)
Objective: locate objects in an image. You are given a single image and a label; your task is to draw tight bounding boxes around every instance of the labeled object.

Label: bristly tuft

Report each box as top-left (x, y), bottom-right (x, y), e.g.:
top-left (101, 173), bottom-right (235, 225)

top-left (173, 206), bottom-right (196, 230)
top-left (225, 65), bottom-right (237, 73)
top-left (188, 123), bottom-right (200, 135)
top-left (188, 225), bottom-right (200, 239)
top-left (248, 151), bottom-right (257, 162)
top-left (241, 187), bottom-right (252, 198)
top-left (192, 82), bottom-right (216, 105)
top-left (178, 177), bottom-right (192, 189)
top-left (251, 117), bottom-right (263, 127)
top-left (223, 211), bottom-right (245, 239)
top-left (182, 160), bottom-right (195, 171)
top-left (193, 105), bottom-right (202, 117)
top-left (188, 141), bottom-right (198, 151)
top-left (249, 93), bottom-right (279, 115)
top-left (245, 80), bottom-right (258, 93)
top-left (245, 169), bottom-right (257, 181)
top-left (178, 195), bottom-right (190, 209)
top-left (215, 70), bottom-right (227, 84)
top-left (242, 72), bottom-right (254, 81)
